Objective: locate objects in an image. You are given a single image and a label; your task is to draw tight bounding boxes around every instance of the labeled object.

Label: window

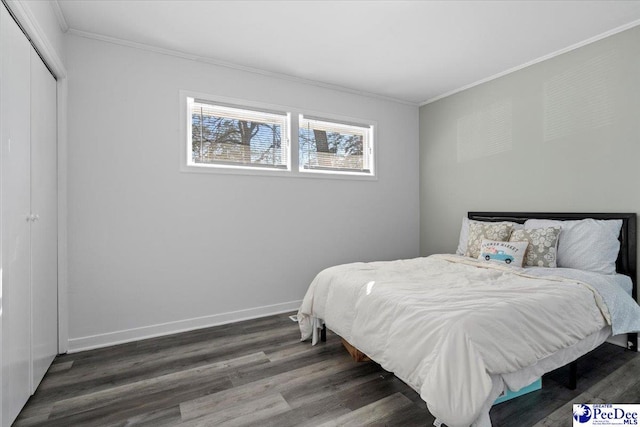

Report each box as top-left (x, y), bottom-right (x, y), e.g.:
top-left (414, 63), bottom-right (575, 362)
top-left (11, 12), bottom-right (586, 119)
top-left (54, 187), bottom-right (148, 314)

top-left (187, 98), bottom-right (290, 170)
top-left (182, 92), bottom-right (376, 179)
top-left (299, 115), bottom-right (373, 175)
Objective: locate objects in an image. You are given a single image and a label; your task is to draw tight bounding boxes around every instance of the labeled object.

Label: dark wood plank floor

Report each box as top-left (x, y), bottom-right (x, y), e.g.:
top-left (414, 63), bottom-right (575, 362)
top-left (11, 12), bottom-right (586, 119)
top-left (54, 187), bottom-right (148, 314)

top-left (13, 312), bottom-right (640, 427)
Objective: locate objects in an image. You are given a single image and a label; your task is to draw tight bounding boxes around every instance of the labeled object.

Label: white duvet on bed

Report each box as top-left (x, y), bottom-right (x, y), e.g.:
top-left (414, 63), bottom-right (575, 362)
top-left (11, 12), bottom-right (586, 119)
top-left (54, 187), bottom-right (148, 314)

top-left (297, 254), bottom-right (633, 427)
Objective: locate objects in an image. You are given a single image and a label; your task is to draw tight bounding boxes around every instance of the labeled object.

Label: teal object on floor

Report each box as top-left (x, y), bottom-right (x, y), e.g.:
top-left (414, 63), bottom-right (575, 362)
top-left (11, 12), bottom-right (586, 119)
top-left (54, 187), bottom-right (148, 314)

top-left (494, 378), bottom-right (542, 404)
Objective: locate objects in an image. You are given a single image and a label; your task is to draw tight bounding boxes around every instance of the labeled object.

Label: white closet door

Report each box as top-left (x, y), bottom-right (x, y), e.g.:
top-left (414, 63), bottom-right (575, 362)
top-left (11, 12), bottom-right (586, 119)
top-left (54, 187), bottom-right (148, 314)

top-left (30, 47), bottom-right (58, 391)
top-left (1, 4), bottom-right (33, 426)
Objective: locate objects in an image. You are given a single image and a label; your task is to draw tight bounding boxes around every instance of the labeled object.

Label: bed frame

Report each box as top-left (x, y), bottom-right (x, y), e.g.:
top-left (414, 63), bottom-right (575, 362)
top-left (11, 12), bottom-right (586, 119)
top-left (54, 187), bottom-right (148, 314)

top-left (320, 211), bottom-right (638, 389)
top-left (469, 212), bottom-right (638, 389)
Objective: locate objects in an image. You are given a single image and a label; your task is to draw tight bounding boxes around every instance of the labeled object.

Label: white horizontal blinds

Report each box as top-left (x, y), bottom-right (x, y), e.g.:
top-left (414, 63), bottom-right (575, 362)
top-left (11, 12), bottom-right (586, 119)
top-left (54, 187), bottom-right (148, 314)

top-left (190, 99), bottom-right (289, 169)
top-left (299, 115), bottom-right (372, 174)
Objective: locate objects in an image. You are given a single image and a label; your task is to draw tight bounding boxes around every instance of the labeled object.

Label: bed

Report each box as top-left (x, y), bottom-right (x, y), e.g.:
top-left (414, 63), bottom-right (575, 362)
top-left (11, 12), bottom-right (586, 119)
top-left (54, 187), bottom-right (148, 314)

top-left (297, 212), bottom-right (640, 427)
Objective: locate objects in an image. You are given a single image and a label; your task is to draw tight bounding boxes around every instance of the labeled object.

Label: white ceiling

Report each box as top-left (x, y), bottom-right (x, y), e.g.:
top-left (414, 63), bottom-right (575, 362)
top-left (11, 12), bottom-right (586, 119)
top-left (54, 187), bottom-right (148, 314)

top-left (55, 0), bottom-right (640, 105)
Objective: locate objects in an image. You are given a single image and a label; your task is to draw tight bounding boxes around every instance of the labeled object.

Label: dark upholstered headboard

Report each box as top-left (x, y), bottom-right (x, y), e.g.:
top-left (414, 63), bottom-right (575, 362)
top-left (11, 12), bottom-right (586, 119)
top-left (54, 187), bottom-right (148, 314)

top-left (468, 212), bottom-right (637, 301)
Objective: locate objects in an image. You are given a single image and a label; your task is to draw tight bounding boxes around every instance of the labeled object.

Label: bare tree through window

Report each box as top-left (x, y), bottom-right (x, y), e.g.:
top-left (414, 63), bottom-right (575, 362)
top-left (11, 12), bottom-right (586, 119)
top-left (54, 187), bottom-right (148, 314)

top-left (190, 100), bottom-right (287, 169)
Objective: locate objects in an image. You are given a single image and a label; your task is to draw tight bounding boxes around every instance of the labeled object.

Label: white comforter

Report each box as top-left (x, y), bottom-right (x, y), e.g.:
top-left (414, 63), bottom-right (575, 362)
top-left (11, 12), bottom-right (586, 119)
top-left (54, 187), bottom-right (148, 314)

top-left (297, 254), bottom-right (612, 427)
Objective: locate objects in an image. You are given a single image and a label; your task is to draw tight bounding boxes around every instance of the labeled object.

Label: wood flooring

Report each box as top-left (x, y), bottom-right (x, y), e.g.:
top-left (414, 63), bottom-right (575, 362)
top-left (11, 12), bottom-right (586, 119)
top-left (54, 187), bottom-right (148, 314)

top-left (13, 312), bottom-right (640, 427)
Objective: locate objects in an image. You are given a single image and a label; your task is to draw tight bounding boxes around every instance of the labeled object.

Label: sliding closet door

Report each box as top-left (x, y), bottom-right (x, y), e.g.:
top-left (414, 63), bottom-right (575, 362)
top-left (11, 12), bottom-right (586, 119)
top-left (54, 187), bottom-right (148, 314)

top-left (30, 47), bottom-right (58, 391)
top-left (1, 4), bottom-right (32, 426)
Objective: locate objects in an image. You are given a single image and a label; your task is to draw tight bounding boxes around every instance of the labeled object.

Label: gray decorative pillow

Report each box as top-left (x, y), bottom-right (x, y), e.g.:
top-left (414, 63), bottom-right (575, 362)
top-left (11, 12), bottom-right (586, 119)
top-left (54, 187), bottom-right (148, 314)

top-left (510, 227), bottom-right (561, 268)
top-left (456, 217), bottom-right (523, 255)
top-left (465, 222), bottom-right (514, 259)
top-left (525, 219), bottom-right (622, 274)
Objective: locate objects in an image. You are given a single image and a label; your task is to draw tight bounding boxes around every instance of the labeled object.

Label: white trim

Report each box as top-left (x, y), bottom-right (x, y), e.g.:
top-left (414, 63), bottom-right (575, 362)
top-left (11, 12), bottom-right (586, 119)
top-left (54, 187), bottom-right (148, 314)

top-left (50, 1), bottom-right (69, 33)
top-left (56, 78), bottom-right (68, 354)
top-left (605, 334), bottom-right (640, 352)
top-left (179, 90), bottom-right (379, 181)
top-left (420, 18), bottom-right (640, 106)
top-left (66, 300), bottom-right (302, 353)
top-left (62, 15), bottom-right (640, 108)
top-left (7, 0), bottom-right (67, 79)
top-left (298, 114), bottom-right (374, 177)
top-left (187, 98), bottom-right (292, 172)
top-left (606, 334), bottom-right (627, 349)
top-left (67, 28), bottom-right (417, 107)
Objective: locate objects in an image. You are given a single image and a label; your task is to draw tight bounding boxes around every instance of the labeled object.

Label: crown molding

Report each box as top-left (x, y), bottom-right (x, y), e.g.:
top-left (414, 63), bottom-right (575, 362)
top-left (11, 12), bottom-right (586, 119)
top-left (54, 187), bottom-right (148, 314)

top-left (5, 0), bottom-right (67, 78)
top-left (67, 28), bottom-right (418, 107)
top-left (50, 0), bottom-right (69, 33)
top-left (420, 18), bottom-right (640, 106)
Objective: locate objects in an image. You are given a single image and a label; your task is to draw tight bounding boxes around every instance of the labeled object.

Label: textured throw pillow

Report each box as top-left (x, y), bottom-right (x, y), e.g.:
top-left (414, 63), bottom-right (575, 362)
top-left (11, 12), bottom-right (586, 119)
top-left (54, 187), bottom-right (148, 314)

top-left (524, 218), bottom-right (622, 274)
top-left (478, 239), bottom-right (528, 267)
top-left (457, 217), bottom-right (522, 256)
top-left (510, 227), bottom-right (561, 268)
top-left (465, 222), bottom-right (514, 259)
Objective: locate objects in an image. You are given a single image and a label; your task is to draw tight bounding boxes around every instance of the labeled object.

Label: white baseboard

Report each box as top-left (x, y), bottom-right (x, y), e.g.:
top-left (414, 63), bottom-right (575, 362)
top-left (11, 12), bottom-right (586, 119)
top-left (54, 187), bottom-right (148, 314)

top-left (606, 333), bottom-right (639, 351)
top-left (66, 300), bottom-right (302, 353)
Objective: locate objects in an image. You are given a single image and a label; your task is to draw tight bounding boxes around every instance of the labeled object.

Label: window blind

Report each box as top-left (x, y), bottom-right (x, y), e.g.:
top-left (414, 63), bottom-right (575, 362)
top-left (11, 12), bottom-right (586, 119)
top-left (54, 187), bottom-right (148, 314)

top-left (298, 115), bottom-right (373, 174)
top-left (188, 98), bottom-right (289, 170)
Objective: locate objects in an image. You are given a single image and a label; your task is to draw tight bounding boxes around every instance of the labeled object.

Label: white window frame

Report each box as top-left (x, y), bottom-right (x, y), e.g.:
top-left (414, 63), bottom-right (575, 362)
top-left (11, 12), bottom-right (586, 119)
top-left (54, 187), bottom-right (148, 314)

top-left (182, 93), bottom-right (291, 173)
top-left (180, 91), bottom-right (377, 180)
top-left (298, 114), bottom-right (375, 177)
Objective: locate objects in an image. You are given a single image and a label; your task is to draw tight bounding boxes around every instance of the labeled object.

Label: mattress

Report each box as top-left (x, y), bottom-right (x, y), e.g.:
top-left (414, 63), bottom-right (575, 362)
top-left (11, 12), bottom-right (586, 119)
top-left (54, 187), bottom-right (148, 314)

top-left (298, 254), bottom-right (640, 427)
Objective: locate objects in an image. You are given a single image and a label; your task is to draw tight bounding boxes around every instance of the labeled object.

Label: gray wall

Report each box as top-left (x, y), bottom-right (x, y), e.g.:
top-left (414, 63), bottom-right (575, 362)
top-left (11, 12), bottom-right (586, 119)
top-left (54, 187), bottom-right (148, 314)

top-left (420, 26), bottom-right (640, 262)
top-left (66, 34), bottom-right (419, 350)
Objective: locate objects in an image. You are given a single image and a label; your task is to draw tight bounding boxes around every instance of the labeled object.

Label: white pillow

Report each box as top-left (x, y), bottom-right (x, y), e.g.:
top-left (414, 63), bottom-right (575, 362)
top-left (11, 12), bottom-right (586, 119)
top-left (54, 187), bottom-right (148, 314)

top-left (456, 217), bottom-right (523, 255)
top-left (478, 239), bottom-right (528, 267)
top-left (456, 217), bottom-right (470, 255)
top-left (524, 218), bottom-right (622, 274)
